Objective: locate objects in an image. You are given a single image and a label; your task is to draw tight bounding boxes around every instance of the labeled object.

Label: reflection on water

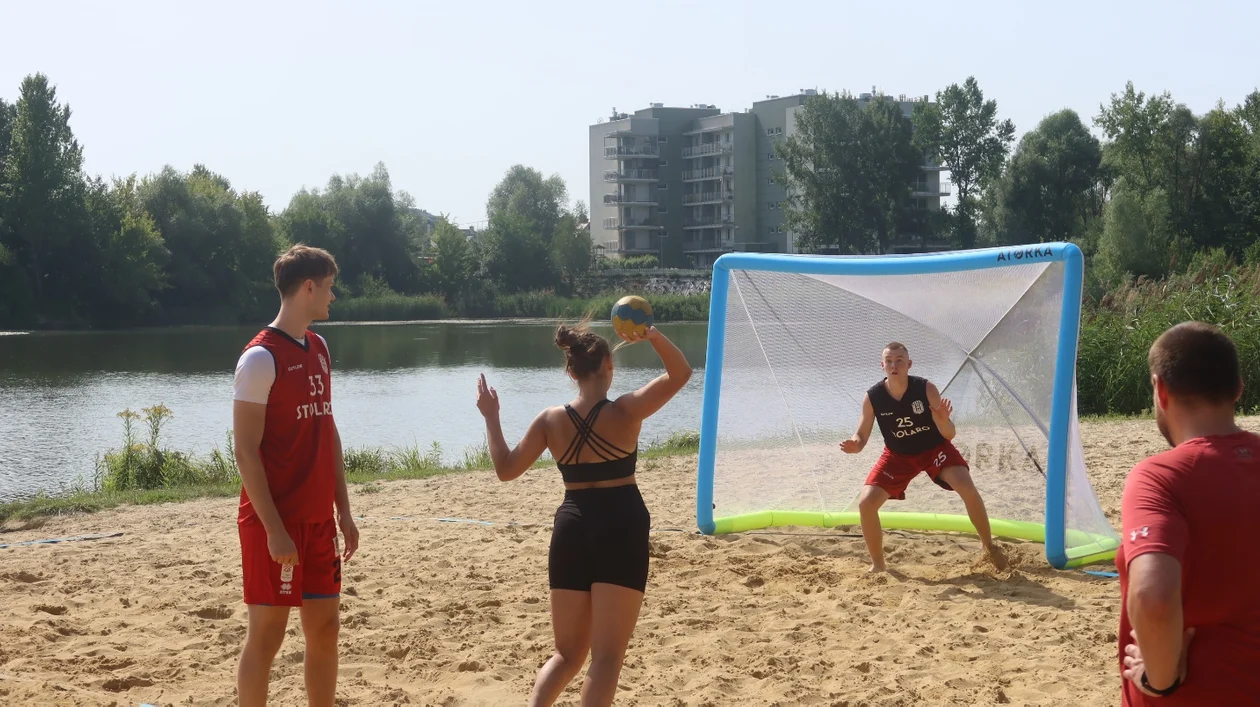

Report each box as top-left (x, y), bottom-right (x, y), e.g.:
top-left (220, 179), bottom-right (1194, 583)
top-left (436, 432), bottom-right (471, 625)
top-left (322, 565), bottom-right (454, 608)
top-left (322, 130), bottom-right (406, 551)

top-left (0, 321), bottom-right (709, 501)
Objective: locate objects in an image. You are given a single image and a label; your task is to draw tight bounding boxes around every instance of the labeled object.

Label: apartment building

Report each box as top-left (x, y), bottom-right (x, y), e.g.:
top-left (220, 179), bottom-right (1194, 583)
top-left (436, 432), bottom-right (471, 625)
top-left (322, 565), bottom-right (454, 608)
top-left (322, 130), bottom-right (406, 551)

top-left (589, 89), bottom-right (949, 267)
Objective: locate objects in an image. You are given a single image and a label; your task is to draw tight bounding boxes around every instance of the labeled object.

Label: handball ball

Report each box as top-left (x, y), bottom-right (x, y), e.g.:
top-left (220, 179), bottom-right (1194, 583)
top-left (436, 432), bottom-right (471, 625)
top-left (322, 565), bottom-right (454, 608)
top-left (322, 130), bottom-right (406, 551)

top-left (611, 295), bottom-right (653, 339)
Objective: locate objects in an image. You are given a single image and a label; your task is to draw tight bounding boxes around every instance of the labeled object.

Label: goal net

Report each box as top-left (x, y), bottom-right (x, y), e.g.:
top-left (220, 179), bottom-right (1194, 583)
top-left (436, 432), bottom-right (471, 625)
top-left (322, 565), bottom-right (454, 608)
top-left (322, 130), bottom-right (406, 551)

top-left (695, 243), bottom-right (1120, 569)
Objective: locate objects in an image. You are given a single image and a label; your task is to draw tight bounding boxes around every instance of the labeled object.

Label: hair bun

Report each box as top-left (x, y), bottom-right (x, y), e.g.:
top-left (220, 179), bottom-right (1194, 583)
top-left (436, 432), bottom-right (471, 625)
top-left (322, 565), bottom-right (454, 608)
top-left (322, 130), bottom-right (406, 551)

top-left (554, 319), bottom-right (610, 379)
top-left (555, 325), bottom-right (582, 350)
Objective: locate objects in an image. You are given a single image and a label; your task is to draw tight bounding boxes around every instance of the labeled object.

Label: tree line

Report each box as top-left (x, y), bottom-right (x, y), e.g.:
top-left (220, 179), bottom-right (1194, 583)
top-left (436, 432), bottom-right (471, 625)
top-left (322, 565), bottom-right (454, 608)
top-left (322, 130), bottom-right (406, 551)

top-left (0, 73), bottom-right (593, 329)
top-left (777, 76), bottom-right (1260, 296)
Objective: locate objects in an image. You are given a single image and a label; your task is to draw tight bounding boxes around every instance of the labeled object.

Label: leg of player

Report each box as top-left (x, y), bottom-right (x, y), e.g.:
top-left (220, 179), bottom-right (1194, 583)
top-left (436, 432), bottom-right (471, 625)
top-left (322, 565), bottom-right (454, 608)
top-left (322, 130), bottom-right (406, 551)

top-left (581, 583), bottom-right (645, 706)
top-left (939, 466), bottom-right (1009, 571)
top-left (529, 589), bottom-right (592, 707)
top-left (237, 605), bottom-right (291, 706)
top-left (857, 484), bottom-right (891, 573)
top-left (300, 597), bottom-right (341, 706)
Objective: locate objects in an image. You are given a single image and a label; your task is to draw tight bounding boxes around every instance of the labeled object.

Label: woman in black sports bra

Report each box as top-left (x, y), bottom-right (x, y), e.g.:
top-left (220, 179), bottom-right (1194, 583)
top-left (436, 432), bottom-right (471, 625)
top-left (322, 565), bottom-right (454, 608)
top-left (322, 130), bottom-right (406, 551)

top-left (475, 319), bottom-right (691, 707)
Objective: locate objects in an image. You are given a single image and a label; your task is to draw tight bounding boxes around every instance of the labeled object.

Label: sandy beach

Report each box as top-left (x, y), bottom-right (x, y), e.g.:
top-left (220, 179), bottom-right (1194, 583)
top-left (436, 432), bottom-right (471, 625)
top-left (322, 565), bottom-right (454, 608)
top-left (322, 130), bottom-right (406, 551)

top-left (1, 415), bottom-right (1229, 706)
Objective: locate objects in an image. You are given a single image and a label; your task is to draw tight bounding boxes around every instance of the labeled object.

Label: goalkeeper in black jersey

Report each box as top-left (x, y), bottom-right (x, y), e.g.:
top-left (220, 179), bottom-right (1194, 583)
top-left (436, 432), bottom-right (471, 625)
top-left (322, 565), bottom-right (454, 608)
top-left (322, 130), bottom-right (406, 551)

top-left (841, 342), bottom-right (1008, 573)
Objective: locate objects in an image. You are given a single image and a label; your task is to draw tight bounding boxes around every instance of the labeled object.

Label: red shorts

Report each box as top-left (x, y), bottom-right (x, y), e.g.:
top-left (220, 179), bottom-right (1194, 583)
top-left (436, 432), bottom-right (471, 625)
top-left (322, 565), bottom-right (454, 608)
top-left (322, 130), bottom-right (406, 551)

top-left (239, 518), bottom-right (341, 606)
top-left (865, 441), bottom-right (968, 500)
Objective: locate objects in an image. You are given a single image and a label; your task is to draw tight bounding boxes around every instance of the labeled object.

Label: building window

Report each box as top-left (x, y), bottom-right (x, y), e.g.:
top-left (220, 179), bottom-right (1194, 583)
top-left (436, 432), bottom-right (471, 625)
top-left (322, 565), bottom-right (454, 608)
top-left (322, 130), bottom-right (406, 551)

top-left (658, 206), bottom-right (668, 214)
top-left (659, 136), bottom-right (668, 143)
top-left (768, 151), bottom-right (775, 159)
top-left (767, 177), bottom-right (774, 184)
top-left (658, 183), bottom-right (668, 190)
top-left (765, 128), bottom-right (774, 136)
top-left (775, 127), bottom-right (783, 135)
top-left (658, 160), bottom-right (668, 167)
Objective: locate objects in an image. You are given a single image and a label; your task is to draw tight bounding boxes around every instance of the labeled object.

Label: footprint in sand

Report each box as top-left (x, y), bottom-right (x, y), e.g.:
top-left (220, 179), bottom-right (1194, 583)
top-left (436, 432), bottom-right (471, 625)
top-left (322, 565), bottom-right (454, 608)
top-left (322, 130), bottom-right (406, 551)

top-left (190, 606), bottom-right (233, 620)
top-left (33, 604), bottom-right (67, 615)
top-left (4, 571), bottom-right (43, 584)
top-left (102, 676), bottom-right (155, 692)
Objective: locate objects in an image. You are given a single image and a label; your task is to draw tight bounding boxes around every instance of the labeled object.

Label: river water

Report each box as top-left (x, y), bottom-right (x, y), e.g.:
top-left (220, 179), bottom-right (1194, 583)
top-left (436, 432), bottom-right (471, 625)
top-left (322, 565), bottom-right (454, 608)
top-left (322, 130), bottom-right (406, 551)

top-left (0, 321), bottom-right (709, 502)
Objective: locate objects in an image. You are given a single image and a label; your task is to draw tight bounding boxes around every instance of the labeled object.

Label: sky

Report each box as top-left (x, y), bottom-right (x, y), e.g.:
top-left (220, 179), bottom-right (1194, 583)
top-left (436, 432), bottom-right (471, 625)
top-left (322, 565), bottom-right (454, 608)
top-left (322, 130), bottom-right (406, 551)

top-left (3, 0), bottom-right (1258, 228)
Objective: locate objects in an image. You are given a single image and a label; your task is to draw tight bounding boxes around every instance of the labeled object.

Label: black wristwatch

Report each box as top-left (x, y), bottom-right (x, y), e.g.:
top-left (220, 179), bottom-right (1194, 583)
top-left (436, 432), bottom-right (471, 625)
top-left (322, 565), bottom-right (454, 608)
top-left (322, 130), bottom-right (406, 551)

top-left (1141, 671), bottom-right (1182, 696)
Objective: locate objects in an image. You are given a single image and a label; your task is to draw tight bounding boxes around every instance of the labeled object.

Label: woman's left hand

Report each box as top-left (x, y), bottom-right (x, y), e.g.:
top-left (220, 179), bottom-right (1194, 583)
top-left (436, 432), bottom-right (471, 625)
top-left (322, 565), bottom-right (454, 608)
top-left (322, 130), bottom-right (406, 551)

top-left (476, 373), bottom-right (500, 418)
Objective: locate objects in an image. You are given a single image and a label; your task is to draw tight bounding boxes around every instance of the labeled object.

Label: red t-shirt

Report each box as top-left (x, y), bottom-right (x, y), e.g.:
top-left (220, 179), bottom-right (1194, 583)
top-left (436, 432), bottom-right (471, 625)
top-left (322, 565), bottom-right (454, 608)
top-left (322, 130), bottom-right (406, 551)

top-left (1116, 431), bottom-right (1260, 706)
top-left (237, 327), bottom-right (337, 525)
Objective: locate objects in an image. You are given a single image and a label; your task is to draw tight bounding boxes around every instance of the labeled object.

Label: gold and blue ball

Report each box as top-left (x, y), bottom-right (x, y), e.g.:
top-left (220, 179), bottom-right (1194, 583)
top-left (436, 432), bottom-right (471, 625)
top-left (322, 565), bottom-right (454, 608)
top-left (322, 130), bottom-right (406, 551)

top-left (611, 295), bottom-right (653, 338)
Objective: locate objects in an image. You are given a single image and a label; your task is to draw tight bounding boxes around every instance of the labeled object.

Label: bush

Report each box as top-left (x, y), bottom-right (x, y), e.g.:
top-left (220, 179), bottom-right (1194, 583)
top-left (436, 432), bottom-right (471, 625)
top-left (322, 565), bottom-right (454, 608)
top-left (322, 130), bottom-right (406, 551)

top-left (1077, 254), bottom-right (1260, 415)
top-left (329, 293), bottom-right (452, 321)
top-left (97, 405), bottom-right (241, 491)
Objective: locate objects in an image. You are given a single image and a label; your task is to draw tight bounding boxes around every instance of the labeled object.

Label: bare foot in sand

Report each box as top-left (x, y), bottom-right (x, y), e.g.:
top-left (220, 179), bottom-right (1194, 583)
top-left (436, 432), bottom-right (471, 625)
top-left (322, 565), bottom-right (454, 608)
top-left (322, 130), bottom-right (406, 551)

top-left (985, 545), bottom-right (1009, 571)
top-left (868, 563), bottom-right (886, 574)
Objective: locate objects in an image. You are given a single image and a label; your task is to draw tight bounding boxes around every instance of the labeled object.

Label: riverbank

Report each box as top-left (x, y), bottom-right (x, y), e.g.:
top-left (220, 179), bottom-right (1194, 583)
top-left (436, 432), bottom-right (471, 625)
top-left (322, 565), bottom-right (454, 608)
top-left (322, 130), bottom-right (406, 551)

top-left (327, 291), bottom-right (711, 324)
top-left (0, 431), bottom-right (701, 525)
top-left (0, 291), bottom-right (714, 333)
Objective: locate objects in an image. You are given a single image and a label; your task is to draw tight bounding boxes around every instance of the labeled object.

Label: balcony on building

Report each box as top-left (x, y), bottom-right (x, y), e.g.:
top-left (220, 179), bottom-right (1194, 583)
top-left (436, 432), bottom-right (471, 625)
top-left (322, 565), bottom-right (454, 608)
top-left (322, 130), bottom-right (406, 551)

top-left (603, 169), bottom-right (659, 183)
top-left (604, 193), bottom-right (659, 207)
top-left (603, 217), bottom-right (657, 231)
top-left (604, 238), bottom-right (660, 257)
top-left (683, 235), bottom-right (734, 254)
top-left (911, 182), bottom-right (951, 198)
top-left (681, 166), bottom-right (734, 182)
top-left (681, 190), bottom-right (734, 206)
top-left (681, 142), bottom-right (734, 159)
top-left (682, 215), bottom-right (736, 230)
top-left (603, 144), bottom-right (660, 159)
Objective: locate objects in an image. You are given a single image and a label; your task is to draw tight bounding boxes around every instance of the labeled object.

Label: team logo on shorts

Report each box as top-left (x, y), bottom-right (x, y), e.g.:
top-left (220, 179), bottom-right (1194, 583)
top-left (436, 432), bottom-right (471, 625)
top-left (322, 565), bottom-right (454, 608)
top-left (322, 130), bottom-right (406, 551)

top-left (318, 353), bottom-right (329, 375)
top-left (911, 400), bottom-right (925, 415)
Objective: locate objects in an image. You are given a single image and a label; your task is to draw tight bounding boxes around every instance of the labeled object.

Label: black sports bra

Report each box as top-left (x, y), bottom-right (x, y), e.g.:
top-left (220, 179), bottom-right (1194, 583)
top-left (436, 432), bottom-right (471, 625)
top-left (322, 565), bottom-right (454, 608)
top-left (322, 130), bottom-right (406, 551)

top-left (555, 399), bottom-right (638, 484)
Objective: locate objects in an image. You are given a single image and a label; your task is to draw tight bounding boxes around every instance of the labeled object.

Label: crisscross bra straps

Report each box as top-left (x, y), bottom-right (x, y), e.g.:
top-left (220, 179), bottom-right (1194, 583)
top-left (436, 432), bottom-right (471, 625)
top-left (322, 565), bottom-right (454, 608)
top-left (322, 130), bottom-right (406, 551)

top-left (556, 399), bottom-right (637, 483)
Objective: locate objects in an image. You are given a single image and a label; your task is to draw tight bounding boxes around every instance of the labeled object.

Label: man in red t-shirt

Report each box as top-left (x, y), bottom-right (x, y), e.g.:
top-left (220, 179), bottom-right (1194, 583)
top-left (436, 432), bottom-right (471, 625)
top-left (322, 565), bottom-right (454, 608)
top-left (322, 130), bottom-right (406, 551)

top-left (233, 244), bottom-right (359, 706)
top-left (1116, 321), bottom-right (1260, 705)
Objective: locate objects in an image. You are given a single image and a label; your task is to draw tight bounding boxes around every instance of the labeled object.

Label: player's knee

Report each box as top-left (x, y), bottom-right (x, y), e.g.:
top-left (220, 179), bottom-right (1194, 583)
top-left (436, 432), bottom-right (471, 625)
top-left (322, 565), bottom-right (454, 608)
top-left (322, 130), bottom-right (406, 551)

top-left (555, 641), bottom-right (590, 666)
top-left (858, 489), bottom-right (885, 514)
top-left (301, 609), bottom-right (340, 648)
top-left (244, 623), bottom-right (287, 658)
top-left (589, 645), bottom-right (628, 671)
top-left (946, 468), bottom-right (978, 495)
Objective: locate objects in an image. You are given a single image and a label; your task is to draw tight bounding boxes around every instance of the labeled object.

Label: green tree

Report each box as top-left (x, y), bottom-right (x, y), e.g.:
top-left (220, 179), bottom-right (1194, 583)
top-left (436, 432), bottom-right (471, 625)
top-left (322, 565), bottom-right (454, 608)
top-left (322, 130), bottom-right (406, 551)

top-left (274, 163), bottom-right (422, 294)
top-left (913, 77), bottom-right (1016, 248)
top-left (486, 165), bottom-right (569, 246)
top-left (0, 97), bottom-right (15, 173)
top-left (0, 74), bottom-right (86, 319)
top-left (776, 91), bottom-right (920, 254)
top-left (0, 97), bottom-right (17, 324)
top-left (140, 165), bottom-right (283, 320)
top-left (431, 216), bottom-right (472, 303)
top-left (1094, 82), bottom-right (1175, 195)
top-left (857, 96), bottom-right (924, 254)
top-left (989, 109), bottom-right (1104, 244)
top-left (1183, 106), bottom-right (1252, 255)
top-left (551, 212), bottom-right (594, 285)
top-left (478, 211), bottom-right (557, 292)
top-left (1097, 84), bottom-right (1257, 258)
top-left (82, 175), bottom-right (169, 325)
top-left (1094, 181), bottom-right (1174, 287)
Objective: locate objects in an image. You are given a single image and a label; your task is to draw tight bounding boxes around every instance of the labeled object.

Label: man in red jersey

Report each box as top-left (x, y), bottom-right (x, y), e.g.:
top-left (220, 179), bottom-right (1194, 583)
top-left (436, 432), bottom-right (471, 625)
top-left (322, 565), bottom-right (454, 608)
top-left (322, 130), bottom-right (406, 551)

top-left (1116, 321), bottom-right (1260, 705)
top-left (233, 244), bottom-right (359, 706)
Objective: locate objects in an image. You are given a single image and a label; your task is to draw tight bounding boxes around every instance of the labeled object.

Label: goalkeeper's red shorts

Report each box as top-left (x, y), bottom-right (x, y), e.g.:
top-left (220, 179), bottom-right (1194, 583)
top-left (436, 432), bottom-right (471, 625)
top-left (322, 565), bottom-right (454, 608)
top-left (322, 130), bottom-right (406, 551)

top-left (865, 441), bottom-right (968, 500)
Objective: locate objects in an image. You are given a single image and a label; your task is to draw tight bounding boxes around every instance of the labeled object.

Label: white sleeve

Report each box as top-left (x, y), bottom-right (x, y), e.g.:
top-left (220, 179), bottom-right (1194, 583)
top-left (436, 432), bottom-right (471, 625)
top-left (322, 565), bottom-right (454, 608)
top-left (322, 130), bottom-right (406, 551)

top-left (233, 346), bottom-right (276, 404)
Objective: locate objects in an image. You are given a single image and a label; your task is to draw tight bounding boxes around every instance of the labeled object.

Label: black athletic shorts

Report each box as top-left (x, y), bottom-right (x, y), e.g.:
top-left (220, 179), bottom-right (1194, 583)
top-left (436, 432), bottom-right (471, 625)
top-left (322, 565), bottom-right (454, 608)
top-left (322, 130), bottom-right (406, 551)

top-left (548, 484), bottom-right (650, 593)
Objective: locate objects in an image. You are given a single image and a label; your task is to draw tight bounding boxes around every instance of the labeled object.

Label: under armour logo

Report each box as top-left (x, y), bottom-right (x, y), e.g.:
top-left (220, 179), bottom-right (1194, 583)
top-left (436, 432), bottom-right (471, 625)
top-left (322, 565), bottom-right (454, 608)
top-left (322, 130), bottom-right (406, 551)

top-left (1129, 526), bottom-right (1149, 542)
